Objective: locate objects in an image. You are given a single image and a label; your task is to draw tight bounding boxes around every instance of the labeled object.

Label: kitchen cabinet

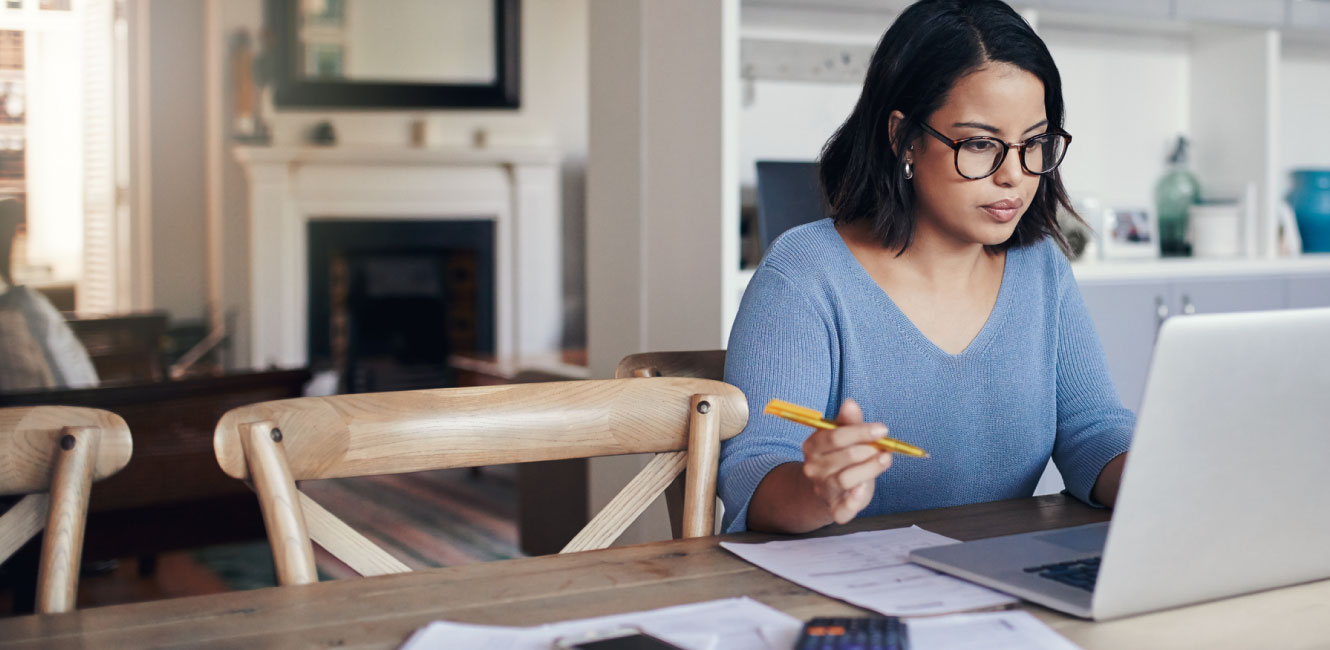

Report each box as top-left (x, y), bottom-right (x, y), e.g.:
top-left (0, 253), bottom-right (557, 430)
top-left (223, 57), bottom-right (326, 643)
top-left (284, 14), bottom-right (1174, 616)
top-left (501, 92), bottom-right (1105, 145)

top-left (1037, 265), bottom-right (1330, 497)
top-left (1076, 272), bottom-right (1327, 413)
top-left (1288, 273), bottom-right (1330, 308)
top-left (1042, 271), bottom-right (1311, 497)
top-left (1176, 0), bottom-right (1289, 27)
top-left (1078, 280), bottom-right (1171, 415)
top-left (1031, 270), bottom-right (1317, 497)
top-left (1169, 276), bottom-right (1286, 315)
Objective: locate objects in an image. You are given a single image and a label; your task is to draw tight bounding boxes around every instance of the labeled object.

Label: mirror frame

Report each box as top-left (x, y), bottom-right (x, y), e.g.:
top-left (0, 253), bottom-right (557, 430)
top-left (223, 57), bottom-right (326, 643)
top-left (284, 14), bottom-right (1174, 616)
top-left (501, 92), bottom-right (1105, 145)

top-left (266, 0), bottom-right (520, 109)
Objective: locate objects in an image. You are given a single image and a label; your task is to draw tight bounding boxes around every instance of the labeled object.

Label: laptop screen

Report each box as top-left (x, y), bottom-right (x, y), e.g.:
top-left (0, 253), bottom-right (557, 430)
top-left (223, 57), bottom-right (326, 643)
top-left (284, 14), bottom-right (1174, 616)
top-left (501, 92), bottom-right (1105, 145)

top-left (755, 161), bottom-right (829, 256)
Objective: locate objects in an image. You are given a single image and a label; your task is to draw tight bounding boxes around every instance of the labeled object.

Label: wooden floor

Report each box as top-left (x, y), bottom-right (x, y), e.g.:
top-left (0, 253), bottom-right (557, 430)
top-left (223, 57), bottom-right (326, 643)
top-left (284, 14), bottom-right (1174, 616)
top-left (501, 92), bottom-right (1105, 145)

top-left (0, 466), bottom-right (522, 617)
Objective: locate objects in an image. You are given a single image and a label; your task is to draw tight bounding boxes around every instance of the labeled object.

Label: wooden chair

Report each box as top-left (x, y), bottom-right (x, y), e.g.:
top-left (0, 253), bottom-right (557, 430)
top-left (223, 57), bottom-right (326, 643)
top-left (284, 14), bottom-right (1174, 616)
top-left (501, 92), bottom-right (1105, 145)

top-left (212, 377), bottom-right (747, 586)
top-left (615, 350), bottom-right (729, 537)
top-left (616, 349), bottom-right (726, 381)
top-left (0, 368), bottom-right (311, 567)
top-left (0, 406), bottom-right (132, 613)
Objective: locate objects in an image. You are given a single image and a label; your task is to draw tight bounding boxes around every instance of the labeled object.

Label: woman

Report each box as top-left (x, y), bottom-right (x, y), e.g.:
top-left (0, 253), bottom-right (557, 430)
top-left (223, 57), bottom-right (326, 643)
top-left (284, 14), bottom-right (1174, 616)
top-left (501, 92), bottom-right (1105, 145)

top-left (720, 0), bottom-right (1132, 534)
top-left (0, 198), bottom-right (98, 392)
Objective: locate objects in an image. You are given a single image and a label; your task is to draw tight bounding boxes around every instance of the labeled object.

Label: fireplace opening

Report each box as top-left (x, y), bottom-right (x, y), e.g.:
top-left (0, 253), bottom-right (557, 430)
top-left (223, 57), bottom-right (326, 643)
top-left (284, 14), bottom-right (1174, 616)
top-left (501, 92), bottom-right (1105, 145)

top-left (308, 220), bottom-right (495, 393)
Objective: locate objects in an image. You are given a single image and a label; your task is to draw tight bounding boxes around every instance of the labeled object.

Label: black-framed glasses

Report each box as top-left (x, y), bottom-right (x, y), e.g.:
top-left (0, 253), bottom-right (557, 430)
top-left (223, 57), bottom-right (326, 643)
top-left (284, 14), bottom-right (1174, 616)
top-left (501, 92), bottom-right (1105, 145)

top-left (918, 122), bottom-right (1072, 180)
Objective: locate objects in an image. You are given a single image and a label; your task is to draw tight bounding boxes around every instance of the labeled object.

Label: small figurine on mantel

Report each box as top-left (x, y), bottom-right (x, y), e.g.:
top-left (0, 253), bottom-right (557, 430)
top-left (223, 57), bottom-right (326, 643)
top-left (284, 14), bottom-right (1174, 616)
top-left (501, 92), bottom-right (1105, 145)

top-left (230, 29), bottom-right (272, 144)
top-left (411, 116), bottom-right (429, 148)
top-left (308, 120), bottom-right (337, 146)
top-left (410, 115), bottom-right (447, 148)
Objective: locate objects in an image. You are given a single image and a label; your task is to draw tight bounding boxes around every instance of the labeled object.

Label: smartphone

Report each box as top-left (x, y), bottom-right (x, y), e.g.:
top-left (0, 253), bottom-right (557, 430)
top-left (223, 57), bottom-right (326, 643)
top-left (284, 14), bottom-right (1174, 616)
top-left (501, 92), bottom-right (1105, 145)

top-left (552, 627), bottom-right (685, 650)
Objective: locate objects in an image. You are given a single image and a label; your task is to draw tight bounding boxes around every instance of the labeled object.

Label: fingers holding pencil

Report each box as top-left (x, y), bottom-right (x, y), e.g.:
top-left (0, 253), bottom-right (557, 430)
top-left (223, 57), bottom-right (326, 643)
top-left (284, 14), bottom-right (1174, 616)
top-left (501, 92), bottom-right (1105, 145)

top-left (788, 398), bottom-right (896, 525)
top-left (765, 398), bottom-right (929, 458)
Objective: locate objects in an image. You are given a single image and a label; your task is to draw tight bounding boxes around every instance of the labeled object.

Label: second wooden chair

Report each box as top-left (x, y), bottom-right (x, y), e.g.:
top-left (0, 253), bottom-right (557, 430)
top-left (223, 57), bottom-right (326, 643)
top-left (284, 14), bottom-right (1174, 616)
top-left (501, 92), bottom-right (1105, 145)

top-left (213, 377), bottom-right (747, 586)
top-left (616, 349), bottom-right (726, 381)
top-left (0, 406), bottom-right (132, 613)
top-left (616, 350), bottom-right (730, 537)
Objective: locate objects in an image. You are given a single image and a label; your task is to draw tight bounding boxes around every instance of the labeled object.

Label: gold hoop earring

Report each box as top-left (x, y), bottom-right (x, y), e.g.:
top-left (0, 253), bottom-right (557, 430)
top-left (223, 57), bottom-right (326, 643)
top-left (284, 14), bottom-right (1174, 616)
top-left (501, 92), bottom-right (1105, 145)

top-left (903, 160), bottom-right (914, 180)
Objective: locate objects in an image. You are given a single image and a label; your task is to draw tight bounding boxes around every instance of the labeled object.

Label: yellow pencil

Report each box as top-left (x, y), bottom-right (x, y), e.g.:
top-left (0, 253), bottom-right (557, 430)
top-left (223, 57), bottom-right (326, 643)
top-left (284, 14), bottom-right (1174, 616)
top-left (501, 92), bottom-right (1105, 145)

top-left (763, 398), bottom-right (930, 458)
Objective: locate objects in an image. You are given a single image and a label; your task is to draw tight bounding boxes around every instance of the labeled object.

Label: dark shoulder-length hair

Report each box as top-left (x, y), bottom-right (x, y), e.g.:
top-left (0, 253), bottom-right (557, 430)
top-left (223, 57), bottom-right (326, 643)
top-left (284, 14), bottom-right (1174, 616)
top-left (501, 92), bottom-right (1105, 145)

top-left (819, 0), bottom-right (1074, 253)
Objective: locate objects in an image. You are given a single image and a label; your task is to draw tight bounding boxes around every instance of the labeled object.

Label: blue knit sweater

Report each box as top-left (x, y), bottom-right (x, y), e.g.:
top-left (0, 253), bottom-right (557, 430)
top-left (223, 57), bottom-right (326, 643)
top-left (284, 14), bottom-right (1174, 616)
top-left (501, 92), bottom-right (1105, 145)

top-left (719, 219), bottom-right (1134, 533)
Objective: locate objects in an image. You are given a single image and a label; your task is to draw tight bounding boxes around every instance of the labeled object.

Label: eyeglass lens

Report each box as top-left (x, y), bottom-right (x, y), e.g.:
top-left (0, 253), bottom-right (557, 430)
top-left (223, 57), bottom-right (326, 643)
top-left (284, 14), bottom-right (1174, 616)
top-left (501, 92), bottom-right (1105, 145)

top-left (956, 133), bottom-right (1068, 179)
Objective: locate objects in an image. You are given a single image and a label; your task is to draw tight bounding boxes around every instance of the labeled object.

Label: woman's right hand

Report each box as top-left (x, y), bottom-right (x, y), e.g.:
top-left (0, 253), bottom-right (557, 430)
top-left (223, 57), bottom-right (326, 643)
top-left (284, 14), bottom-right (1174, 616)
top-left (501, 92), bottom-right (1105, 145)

top-left (800, 398), bottom-right (894, 524)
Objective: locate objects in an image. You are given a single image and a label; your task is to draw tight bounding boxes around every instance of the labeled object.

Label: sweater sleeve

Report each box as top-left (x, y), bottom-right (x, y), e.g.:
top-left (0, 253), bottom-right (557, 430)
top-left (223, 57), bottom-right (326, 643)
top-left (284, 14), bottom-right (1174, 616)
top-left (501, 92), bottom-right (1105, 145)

top-left (719, 267), bottom-right (836, 533)
top-left (24, 288), bottom-right (99, 389)
top-left (1051, 253), bottom-right (1135, 506)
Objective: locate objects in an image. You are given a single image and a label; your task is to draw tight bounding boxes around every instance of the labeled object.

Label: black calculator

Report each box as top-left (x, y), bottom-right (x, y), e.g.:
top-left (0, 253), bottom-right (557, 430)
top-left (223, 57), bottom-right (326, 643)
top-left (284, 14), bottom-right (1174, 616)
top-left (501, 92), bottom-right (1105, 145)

top-left (795, 616), bottom-right (909, 650)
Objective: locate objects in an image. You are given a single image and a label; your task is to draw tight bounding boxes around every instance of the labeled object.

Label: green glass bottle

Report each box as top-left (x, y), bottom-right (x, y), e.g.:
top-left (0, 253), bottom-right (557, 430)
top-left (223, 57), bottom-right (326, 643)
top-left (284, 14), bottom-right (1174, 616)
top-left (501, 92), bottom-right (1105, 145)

top-left (1155, 136), bottom-right (1200, 256)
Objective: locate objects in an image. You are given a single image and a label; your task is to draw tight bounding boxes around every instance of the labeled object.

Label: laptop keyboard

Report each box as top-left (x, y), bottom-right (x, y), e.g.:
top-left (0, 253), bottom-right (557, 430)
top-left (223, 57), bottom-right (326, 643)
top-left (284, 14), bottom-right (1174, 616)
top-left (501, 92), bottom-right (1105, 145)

top-left (1024, 557), bottom-right (1100, 592)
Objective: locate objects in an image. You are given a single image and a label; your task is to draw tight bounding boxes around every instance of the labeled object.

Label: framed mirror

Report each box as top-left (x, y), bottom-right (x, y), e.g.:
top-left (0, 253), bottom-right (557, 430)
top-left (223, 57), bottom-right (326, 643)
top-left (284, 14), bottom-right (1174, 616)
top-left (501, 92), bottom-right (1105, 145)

top-left (266, 0), bottom-right (520, 109)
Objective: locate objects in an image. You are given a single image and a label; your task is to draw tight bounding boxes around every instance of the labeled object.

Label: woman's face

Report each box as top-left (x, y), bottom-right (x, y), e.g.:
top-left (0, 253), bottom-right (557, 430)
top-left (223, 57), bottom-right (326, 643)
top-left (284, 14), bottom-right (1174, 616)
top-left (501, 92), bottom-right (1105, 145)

top-left (903, 62), bottom-right (1048, 249)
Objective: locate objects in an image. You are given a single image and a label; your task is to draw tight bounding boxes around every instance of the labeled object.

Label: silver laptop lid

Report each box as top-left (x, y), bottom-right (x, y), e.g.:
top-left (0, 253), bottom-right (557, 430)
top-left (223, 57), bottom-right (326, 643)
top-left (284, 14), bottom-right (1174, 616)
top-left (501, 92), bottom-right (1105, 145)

top-left (1094, 308), bottom-right (1330, 620)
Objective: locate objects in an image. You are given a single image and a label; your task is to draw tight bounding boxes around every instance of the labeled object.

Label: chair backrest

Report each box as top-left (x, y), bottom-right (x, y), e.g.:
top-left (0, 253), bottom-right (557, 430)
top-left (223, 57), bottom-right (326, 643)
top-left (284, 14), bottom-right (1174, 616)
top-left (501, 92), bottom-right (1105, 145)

top-left (616, 350), bottom-right (729, 537)
top-left (213, 377), bottom-right (747, 586)
top-left (0, 405), bottom-right (132, 613)
top-left (616, 349), bottom-right (726, 381)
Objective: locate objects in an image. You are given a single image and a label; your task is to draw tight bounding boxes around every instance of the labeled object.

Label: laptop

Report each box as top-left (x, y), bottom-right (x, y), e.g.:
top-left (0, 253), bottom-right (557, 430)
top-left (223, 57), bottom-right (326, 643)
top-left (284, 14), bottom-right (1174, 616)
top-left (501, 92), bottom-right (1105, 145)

top-left (909, 307), bottom-right (1330, 620)
top-left (754, 161), bottom-right (828, 256)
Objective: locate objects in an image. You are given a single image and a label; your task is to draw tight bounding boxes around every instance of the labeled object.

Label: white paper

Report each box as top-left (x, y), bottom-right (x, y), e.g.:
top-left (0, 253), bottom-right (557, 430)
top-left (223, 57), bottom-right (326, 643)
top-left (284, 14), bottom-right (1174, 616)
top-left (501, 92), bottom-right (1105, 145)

top-left (720, 525), bottom-right (1016, 616)
top-left (907, 610), bottom-right (1082, 650)
top-left (399, 597), bottom-right (801, 650)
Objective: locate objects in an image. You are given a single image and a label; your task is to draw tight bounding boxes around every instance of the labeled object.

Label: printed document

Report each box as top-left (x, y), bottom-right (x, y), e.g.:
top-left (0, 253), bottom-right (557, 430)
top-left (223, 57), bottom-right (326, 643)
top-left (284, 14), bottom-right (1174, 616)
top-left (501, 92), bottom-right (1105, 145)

top-left (721, 525), bottom-right (1016, 616)
top-left (398, 597), bottom-right (801, 650)
top-left (908, 610), bottom-right (1082, 650)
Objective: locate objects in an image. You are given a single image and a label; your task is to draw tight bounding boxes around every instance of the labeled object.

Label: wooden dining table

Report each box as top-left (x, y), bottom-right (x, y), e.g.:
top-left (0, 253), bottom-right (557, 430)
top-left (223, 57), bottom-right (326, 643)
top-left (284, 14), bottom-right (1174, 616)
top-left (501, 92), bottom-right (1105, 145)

top-left (2, 494), bottom-right (1328, 649)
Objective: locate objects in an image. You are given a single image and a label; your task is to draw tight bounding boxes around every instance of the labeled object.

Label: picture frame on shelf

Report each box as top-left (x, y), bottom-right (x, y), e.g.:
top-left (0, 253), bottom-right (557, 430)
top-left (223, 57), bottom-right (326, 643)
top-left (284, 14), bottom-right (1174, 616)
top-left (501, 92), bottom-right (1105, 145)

top-left (1099, 206), bottom-right (1160, 260)
top-left (304, 43), bottom-right (344, 79)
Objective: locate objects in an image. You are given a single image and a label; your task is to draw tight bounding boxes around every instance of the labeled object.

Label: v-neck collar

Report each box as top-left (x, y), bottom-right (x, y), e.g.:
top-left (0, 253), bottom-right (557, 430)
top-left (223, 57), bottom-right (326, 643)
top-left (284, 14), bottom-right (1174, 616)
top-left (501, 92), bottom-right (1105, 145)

top-left (822, 219), bottom-right (1017, 361)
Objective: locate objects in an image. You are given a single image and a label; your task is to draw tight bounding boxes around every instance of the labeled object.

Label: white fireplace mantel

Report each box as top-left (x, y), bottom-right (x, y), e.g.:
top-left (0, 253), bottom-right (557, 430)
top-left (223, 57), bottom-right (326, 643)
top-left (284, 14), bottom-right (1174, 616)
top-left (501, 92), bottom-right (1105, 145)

top-left (234, 145), bottom-right (563, 370)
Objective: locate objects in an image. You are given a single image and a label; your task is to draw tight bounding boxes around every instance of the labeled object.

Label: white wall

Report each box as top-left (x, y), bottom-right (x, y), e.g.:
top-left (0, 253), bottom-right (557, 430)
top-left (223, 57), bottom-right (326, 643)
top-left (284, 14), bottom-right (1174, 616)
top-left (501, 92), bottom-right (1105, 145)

top-left (1279, 43), bottom-right (1330, 197)
top-left (1043, 27), bottom-right (1190, 211)
top-left (737, 5), bottom-right (882, 188)
top-left (147, 0), bottom-right (208, 321)
top-left (738, 81), bottom-right (859, 187)
top-left (208, 0), bottom-right (588, 365)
